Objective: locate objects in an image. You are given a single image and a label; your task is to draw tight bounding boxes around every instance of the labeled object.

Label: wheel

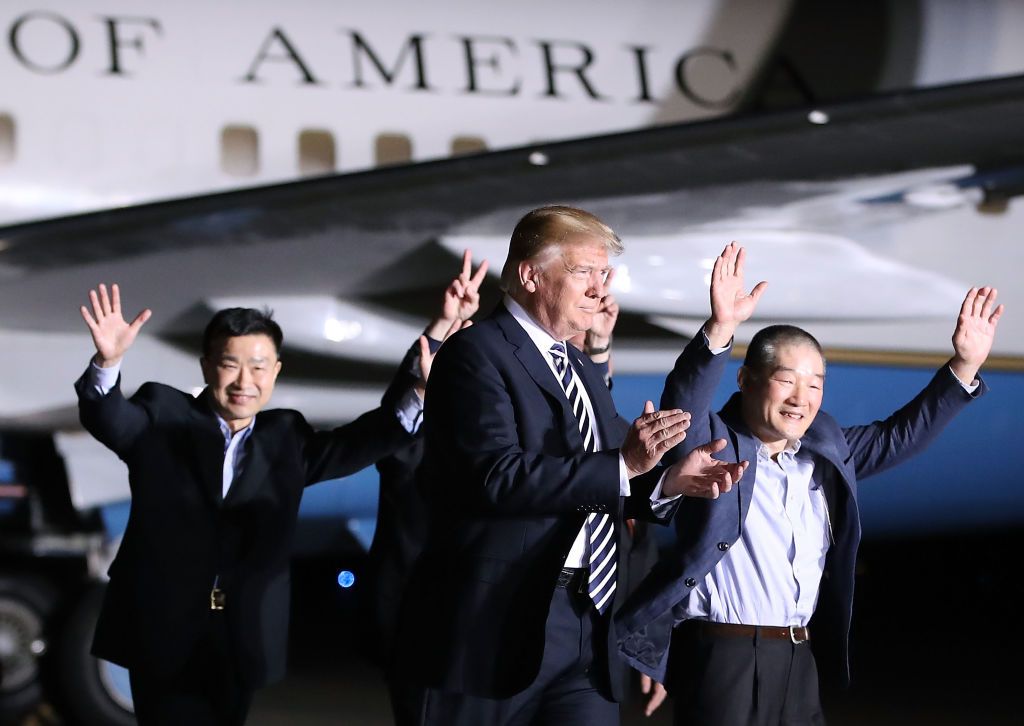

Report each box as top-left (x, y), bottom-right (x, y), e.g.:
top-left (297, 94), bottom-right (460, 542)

top-left (0, 576), bottom-right (55, 721)
top-left (56, 584), bottom-right (135, 726)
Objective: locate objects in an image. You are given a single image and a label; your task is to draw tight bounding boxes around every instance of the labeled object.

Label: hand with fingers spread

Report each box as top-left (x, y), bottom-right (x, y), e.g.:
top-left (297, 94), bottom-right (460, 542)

top-left (705, 241), bottom-right (768, 349)
top-left (621, 400), bottom-right (691, 479)
top-left (80, 283), bottom-right (152, 368)
top-left (661, 439), bottom-right (748, 499)
top-left (949, 286), bottom-right (1004, 385)
top-left (427, 249), bottom-right (489, 339)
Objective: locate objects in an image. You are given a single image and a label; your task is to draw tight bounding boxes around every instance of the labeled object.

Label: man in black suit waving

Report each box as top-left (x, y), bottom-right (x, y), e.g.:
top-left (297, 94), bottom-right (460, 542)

top-left (75, 284), bottom-right (422, 725)
top-left (401, 206), bottom-right (747, 725)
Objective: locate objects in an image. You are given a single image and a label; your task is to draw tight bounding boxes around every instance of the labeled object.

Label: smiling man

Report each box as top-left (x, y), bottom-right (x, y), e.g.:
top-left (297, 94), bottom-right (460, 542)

top-left (74, 285), bottom-right (424, 725)
top-left (400, 206), bottom-right (748, 726)
top-left (617, 242), bottom-right (1003, 725)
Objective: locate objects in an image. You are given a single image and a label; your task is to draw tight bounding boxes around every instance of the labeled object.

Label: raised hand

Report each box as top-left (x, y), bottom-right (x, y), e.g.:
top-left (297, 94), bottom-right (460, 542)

top-left (425, 250), bottom-right (487, 340)
top-left (415, 319), bottom-right (472, 396)
top-left (706, 242), bottom-right (767, 348)
top-left (585, 268), bottom-right (618, 358)
top-left (621, 400), bottom-right (691, 479)
top-left (949, 286), bottom-right (1003, 385)
top-left (80, 284), bottom-right (151, 367)
top-left (661, 439), bottom-right (748, 499)
top-left (443, 249), bottom-right (489, 320)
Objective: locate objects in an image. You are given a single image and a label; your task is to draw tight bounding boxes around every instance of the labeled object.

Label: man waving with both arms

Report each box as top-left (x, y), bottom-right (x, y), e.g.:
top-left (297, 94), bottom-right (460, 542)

top-left (619, 242), bottom-right (1003, 725)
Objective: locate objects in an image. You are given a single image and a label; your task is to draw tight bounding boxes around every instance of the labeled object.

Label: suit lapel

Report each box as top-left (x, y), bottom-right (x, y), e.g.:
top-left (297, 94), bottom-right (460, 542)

top-left (493, 307), bottom-right (579, 444)
top-left (720, 395), bottom-right (760, 529)
top-left (224, 430), bottom-right (273, 506)
top-left (187, 393), bottom-right (227, 508)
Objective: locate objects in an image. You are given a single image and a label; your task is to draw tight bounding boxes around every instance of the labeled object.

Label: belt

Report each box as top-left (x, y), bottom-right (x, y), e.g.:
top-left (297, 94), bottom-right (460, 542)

top-left (210, 575), bottom-right (226, 611)
top-left (555, 567), bottom-right (587, 593)
top-left (695, 621), bottom-right (810, 644)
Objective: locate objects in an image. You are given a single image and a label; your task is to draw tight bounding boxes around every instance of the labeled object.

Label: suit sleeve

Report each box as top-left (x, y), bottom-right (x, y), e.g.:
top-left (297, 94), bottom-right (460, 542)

top-left (380, 339), bottom-right (427, 415)
top-left (842, 365), bottom-right (987, 481)
top-left (302, 405), bottom-right (415, 486)
top-left (424, 333), bottom-right (621, 516)
top-left (372, 339), bottom-right (431, 494)
top-left (659, 333), bottom-right (731, 464)
top-left (75, 367), bottom-right (154, 459)
top-left (303, 342), bottom-right (422, 484)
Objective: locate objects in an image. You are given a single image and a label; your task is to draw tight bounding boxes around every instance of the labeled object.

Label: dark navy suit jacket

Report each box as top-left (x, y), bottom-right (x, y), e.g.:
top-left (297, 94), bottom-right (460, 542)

top-left (616, 334), bottom-right (986, 686)
top-left (399, 303), bottom-right (675, 701)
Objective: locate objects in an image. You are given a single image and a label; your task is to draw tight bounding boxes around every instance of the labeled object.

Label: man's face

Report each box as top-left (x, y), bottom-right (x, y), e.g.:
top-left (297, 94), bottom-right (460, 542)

top-left (521, 236), bottom-right (610, 341)
top-left (200, 334), bottom-right (281, 432)
top-left (739, 343), bottom-right (825, 454)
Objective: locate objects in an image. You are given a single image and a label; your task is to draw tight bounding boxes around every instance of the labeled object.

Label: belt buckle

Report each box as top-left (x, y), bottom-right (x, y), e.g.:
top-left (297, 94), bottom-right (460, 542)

top-left (210, 587), bottom-right (226, 611)
top-left (789, 625), bottom-right (804, 644)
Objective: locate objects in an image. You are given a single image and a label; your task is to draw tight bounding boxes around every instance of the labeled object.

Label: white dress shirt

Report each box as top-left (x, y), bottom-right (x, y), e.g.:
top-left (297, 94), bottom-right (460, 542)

top-left (680, 439), bottom-right (831, 627)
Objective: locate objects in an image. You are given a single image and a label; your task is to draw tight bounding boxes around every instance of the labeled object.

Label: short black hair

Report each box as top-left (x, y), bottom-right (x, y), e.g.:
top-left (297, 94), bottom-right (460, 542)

top-left (201, 307), bottom-right (283, 358)
top-left (742, 324), bottom-right (825, 376)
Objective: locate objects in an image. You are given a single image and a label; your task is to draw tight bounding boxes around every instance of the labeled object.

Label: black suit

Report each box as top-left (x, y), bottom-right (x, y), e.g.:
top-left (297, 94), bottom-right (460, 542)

top-left (358, 341), bottom-right (437, 675)
top-left (75, 362), bottom-right (414, 719)
top-left (399, 303), bottom-right (674, 723)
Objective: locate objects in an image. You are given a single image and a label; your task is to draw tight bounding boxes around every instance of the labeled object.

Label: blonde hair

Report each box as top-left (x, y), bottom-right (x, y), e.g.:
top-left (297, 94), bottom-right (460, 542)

top-left (499, 206), bottom-right (622, 292)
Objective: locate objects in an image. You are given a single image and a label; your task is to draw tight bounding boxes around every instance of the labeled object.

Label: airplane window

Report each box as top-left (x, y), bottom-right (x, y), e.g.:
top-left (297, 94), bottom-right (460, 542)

top-left (0, 114), bottom-right (13, 164)
top-left (298, 130), bottom-right (336, 175)
top-left (451, 136), bottom-right (487, 156)
top-left (221, 125), bottom-right (259, 177)
top-left (375, 133), bottom-right (412, 166)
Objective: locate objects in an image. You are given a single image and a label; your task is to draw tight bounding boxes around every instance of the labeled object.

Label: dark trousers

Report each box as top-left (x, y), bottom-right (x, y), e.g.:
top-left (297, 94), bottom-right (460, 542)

top-left (669, 622), bottom-right (826, 726)
top-left (388, 672), bottom-right (427, 726)
top-left (419, 581), bottom-right (619, 726)
top-left (129, 613), bottom-right (252, 726)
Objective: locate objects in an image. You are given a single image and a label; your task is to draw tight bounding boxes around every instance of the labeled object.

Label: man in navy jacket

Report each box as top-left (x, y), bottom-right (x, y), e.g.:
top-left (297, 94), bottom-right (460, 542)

top-left (618, 243), bottom-right (1003, 725)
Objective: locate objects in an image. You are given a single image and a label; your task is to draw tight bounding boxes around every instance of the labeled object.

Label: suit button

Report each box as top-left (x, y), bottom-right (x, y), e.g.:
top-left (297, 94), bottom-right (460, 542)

top-left (685, 578), bottom-right (696, 588)
top-left (717, 542), bottom-right (730, 551)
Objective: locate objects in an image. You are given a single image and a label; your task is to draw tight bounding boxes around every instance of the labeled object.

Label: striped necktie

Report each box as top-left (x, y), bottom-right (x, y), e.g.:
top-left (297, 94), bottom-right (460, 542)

top-left (549, 343), bottom-right (617, 614)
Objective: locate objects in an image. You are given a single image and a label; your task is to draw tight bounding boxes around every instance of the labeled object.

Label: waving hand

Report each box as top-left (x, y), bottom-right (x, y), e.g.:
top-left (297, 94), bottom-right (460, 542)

top-left (705, 242), bottom-right (767, 348)
top-left (949, 286), bottom-right (1003, 384)
top-left (80, 284), bottom-right (151, 367)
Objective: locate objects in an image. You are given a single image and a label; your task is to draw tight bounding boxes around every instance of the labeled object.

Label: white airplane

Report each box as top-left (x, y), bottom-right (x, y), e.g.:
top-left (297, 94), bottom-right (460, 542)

top-left (2, 1), bottom-right (1024, 723)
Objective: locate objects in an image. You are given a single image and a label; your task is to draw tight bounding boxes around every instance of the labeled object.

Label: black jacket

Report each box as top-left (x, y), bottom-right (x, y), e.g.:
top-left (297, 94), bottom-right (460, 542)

top-left (75, 361), bottom-right (414, 688)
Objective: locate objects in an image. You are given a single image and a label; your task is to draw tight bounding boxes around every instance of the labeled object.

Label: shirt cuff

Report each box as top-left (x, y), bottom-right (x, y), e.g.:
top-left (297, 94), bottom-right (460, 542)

top-left (948, 364), bottom-right (980, 394)
top-left (702, 330), bottom-right (731, 356)
top-left (617, 454), bottom-right (631, 497)
top-left (89, 359), bottom-right (121, 396)
top-left (395, 387), bottom-right (424, 435)
top-left (423, 335), bottom-right (443, 354)
top-left (650, 470), bottom-right (682, 518)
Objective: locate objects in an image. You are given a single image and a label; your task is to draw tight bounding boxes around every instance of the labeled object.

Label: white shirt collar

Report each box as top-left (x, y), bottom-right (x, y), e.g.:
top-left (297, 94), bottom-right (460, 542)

top-left (211, 403), bottom-right (256, 443)
top-left (757, 437), bottom-right (802, 461)
top-left (504, 295), bottom-right (564, 359)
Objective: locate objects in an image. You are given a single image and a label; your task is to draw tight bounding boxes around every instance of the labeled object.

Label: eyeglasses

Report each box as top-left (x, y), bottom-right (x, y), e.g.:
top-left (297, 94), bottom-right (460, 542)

top-left (565, 265), bottom-right (611, 284)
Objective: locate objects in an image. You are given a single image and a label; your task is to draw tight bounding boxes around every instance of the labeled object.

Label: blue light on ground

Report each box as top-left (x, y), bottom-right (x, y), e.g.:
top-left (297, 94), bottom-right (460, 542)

top-left (337, 570), bottom-right (356, 588)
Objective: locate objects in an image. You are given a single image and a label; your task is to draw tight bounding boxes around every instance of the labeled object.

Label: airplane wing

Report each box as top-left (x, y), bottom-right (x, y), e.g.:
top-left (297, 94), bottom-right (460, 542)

top-left (3, 73), bottom-right (1023, 432)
